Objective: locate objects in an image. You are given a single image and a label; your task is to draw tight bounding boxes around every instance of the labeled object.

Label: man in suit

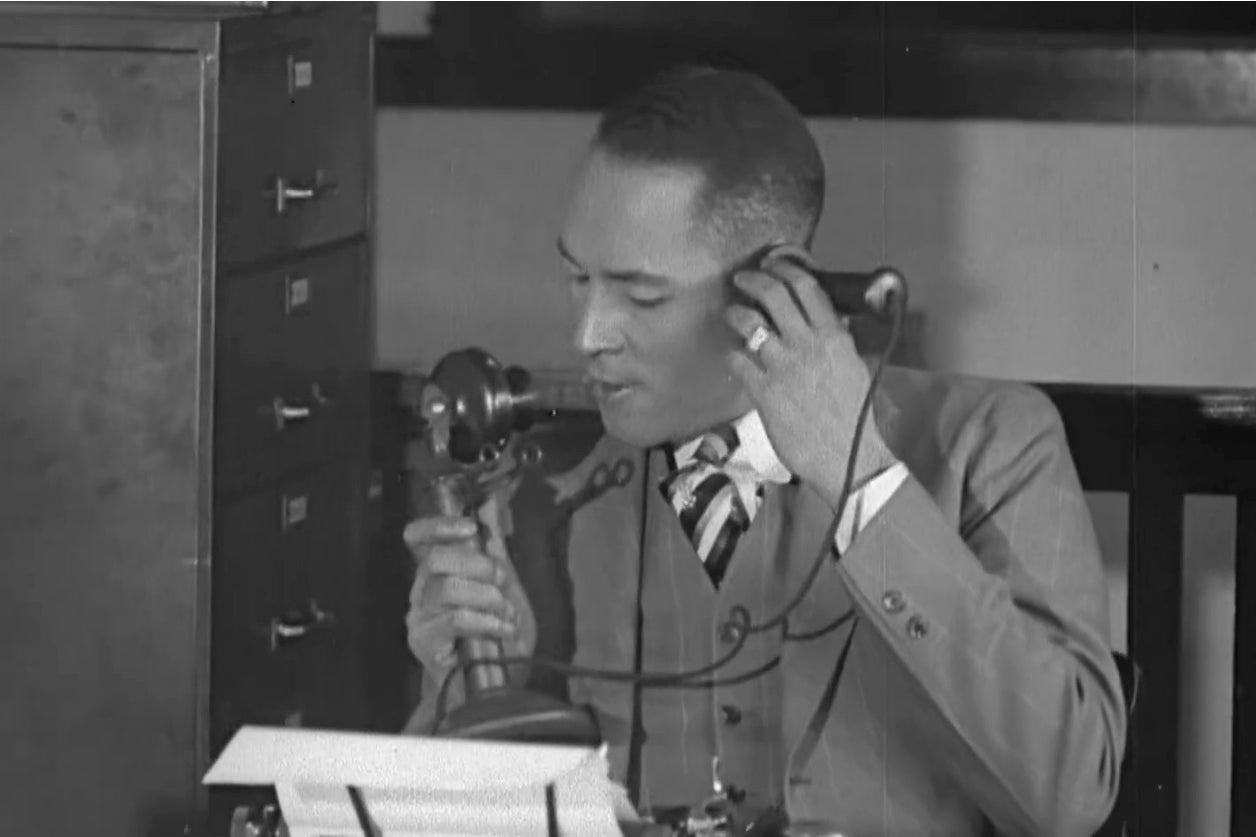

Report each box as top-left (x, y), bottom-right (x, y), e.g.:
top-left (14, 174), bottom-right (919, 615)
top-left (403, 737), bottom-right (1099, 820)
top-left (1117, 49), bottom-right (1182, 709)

top-left (404, 67), bottom-right (1127, 835)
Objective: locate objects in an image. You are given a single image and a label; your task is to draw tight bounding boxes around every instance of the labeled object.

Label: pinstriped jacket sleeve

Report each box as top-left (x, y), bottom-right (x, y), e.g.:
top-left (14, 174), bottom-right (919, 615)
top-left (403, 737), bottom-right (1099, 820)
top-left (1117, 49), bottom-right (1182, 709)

top-left (835, 383), bottom-right (1127, 837)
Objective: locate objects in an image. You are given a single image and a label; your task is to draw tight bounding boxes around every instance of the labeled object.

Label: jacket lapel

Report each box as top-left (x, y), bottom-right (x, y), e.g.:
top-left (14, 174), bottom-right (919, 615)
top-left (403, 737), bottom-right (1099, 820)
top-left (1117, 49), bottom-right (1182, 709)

top-left (548, 437), bottom-right (648, 743)
top-left (776, 480), bottom-right (857, 767)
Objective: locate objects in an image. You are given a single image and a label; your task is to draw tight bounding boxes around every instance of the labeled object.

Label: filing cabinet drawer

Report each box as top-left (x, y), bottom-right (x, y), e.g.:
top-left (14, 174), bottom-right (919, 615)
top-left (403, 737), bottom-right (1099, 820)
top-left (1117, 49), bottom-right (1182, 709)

top-left (210, 464), bottom-right (361, 755)
top-left (216, 5), bottom-right (372, 268)
top-left (214, 244), bottom-right (369, 494)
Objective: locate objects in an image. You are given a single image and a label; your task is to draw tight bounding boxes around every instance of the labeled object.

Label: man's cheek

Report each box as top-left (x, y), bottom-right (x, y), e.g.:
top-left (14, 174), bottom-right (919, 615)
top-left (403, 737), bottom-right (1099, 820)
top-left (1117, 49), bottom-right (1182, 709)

top-left (694, 318), bottom-right (740, 372)
top-left (676, 341), bottom-right (735, 404)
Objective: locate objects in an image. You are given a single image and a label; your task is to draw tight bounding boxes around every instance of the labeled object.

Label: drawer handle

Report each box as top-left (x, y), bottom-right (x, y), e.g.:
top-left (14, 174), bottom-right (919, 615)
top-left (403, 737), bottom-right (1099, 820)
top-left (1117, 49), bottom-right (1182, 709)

top-left (267, 171), bottom-right (338, 215)
top-left (270, 600), bottom-right (336, 652)
top-left (274, 399), bottom-right (311, 427)
top-left (285, 275), bottom-right (312, 313)
top-left (269, 383), bottom-right (333, 431)
top-left (288, 55), bottom-right (314, 97)
top-left (282, 493), bottom-right (308, 530)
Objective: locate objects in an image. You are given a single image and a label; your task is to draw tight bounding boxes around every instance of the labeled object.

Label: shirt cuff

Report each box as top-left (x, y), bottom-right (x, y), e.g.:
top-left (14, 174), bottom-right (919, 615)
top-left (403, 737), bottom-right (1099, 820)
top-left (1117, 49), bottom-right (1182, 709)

top-left (833, 461), bottom-right (909, 553)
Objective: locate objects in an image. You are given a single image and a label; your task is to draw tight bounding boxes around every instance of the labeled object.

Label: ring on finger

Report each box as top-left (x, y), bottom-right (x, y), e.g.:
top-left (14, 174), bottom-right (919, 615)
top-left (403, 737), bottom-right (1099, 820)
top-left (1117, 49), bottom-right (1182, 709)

top-left (745, 323), bottom-right (772, 354)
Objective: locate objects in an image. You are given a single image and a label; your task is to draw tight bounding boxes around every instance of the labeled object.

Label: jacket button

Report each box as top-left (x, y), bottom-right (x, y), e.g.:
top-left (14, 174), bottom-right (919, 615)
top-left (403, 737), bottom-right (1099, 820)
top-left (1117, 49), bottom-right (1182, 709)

top-left (720, 704), bottom-right (742, 725)
top-left (881, 590), bottom-right (906, 614)
top-left (719, 620), bottom-right (744, 645)
top-left (906, 614), bottom-right (929, 639)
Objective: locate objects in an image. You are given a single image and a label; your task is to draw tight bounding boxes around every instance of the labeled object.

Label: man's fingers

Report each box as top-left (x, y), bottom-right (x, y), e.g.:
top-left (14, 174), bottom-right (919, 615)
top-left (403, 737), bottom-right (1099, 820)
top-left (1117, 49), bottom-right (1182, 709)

top-left (404, 516), bottom-right (530, 675)
top-left (724, 304), bottom-right (786, 368)
top-left (421, 543), bottom-right (505, 584)
top-left (448, 608), bottom-right (518, 638)
top-left (406, 603), bottom-right (518, 667)
top-left (409, 539), bottom-right (506, 614)
top-left (422, 575), bottom-right (516, 623)
top-left (410, 546), bottom-right (506, 616)
top-left (763, 254), bottom-right (841, 334)
top-left (404, 515), bottom-right (479, 549)
top-left (412, 608), bottom-right (517, 643)
top-left (731, 270), bottom-right (809, 343)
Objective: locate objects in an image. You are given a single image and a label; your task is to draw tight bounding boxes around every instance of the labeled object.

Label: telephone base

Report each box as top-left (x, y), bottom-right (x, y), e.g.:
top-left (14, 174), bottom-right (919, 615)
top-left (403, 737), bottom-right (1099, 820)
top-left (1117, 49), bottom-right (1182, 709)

top-left (437, 686), bottom-right (604, 747)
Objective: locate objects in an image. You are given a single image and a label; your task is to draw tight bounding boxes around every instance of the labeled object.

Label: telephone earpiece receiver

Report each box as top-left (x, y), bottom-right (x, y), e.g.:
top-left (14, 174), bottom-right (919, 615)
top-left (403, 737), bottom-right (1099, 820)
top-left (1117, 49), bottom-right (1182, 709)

top-left (735, 242), bottom-right (907, 320)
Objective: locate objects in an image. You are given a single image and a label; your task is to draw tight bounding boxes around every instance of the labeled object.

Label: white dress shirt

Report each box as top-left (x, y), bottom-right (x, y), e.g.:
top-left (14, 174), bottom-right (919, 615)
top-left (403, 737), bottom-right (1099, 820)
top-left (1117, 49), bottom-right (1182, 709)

top-left (673, 410), bottom-right (908, 554)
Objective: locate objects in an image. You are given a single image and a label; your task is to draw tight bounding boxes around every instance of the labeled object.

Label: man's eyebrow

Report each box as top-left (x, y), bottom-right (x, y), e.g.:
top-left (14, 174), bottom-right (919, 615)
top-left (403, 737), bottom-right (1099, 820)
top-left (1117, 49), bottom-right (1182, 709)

top-left (555, 238), bottom-right (671, 287)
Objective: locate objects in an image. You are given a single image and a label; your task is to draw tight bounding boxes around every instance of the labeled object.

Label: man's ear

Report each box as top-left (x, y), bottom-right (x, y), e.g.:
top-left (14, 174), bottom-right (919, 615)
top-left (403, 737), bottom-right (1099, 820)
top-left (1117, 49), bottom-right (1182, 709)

top-left (759, 241), bottom-right (818, 273)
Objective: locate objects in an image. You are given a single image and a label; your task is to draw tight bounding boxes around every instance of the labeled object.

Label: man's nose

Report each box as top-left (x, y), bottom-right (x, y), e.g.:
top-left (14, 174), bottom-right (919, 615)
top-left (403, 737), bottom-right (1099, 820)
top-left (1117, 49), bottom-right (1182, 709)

top-left (572, 284), bottom-right (623, 357)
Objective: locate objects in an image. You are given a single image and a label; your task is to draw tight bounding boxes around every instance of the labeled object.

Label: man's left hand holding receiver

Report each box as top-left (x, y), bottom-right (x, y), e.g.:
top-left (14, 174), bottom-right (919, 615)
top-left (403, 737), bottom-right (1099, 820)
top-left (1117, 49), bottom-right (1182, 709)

top-left (724, 250), bottom-right (899, 512)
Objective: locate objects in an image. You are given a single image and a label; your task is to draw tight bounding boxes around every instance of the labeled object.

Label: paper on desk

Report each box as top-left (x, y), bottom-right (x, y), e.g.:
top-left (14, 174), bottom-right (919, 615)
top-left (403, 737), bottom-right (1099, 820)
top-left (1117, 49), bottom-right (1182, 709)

top-left (204, 726), bottom-right (629, 837)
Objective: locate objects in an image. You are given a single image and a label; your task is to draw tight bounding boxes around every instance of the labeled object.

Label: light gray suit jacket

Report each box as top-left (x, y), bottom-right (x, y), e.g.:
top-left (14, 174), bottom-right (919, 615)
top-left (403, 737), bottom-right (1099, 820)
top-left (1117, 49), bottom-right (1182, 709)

top-left (412, 366), bottom-right (1127, 836)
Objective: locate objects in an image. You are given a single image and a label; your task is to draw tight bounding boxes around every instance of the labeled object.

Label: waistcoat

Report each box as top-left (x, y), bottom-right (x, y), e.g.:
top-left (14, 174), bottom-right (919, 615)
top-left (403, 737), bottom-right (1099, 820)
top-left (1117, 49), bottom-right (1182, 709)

top-left (559, 442), bottom-right (856, 814)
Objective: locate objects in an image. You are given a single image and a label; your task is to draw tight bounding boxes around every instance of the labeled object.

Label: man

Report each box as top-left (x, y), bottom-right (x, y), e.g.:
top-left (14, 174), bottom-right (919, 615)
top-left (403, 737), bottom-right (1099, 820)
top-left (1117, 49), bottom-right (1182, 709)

top-left (405, 66), bottom-right (1127, 836)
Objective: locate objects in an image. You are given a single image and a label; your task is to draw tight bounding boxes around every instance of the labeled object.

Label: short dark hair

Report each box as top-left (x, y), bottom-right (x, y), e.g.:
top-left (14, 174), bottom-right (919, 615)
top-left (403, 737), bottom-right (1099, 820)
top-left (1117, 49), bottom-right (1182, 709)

top-left (593, 65), bottom-right (825, 257)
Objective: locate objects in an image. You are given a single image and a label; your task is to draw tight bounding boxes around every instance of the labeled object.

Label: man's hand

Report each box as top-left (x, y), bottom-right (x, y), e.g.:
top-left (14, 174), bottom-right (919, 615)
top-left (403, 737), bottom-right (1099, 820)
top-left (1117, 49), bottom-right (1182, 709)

top-left (724, 249), bottom-right (897, 510)
top-left (404, 514), bottom-right (537, 691)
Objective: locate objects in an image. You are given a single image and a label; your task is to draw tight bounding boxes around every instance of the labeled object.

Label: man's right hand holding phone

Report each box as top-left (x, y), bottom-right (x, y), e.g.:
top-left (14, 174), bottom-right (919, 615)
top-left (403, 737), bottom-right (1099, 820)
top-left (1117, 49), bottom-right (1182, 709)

top-left (404, 511), bottom-right (537, 710)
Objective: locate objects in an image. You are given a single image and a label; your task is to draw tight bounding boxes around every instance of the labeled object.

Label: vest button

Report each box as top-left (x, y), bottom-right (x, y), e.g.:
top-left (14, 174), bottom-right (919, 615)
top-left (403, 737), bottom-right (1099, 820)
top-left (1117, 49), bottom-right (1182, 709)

top-left (719, 620), bottom-right (744, 645)
top-left (720, 704), bottom-right (742, 725)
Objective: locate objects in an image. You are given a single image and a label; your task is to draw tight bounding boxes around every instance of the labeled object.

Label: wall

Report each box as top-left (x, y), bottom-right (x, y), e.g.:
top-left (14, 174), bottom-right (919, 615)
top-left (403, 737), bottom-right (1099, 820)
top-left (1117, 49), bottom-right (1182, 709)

top-left (374, 110), bottom-right (1256, 388)
top-left (373, 108), bottom-right (1251, 835)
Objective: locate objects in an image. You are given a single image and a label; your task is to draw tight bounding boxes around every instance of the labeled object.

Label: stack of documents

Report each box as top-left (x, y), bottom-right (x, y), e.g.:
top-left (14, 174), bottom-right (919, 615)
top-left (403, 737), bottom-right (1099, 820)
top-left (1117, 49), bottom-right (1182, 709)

top-left (204, 726), bottom-right (634, 837)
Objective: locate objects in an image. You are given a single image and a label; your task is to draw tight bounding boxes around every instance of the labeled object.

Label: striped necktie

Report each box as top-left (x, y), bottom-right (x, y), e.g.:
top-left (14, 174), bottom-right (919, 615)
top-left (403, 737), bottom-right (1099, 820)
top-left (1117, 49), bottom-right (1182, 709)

top-left (659, 426), bottom-right (764, 587)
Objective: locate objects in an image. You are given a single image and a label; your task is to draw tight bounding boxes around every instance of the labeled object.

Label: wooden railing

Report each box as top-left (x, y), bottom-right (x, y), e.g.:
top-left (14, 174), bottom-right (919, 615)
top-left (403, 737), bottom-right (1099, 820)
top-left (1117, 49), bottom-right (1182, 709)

top-left (1035, 383), bottom-right (1256, 837)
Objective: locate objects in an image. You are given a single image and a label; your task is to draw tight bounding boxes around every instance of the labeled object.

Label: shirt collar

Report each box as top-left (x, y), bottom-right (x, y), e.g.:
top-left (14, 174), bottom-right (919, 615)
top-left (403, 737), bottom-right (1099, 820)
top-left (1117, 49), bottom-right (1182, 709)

top-left (673, 410), bottom-right (793, 484)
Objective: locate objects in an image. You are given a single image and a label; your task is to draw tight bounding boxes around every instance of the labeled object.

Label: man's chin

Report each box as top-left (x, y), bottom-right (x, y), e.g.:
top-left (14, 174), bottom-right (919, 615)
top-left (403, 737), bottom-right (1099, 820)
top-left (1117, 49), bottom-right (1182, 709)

top-left (598, 413), bottom-right (657, 449)
top-left (597, 402), bottom-right (669, 450)
top-left (597, 391), bottom-right (740, 450)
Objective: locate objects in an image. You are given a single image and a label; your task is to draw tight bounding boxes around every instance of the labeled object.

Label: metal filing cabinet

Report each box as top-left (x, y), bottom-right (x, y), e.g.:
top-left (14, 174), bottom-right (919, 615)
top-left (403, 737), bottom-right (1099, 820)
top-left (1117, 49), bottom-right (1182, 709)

top-left (0, 4), bottom-right (376, 835)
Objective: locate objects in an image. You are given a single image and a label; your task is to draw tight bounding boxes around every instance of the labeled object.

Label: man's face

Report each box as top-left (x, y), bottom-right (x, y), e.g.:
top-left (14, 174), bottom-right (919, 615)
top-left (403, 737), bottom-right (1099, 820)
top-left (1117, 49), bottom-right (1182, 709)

top-left (558, 150), bottom-right (750, 448)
